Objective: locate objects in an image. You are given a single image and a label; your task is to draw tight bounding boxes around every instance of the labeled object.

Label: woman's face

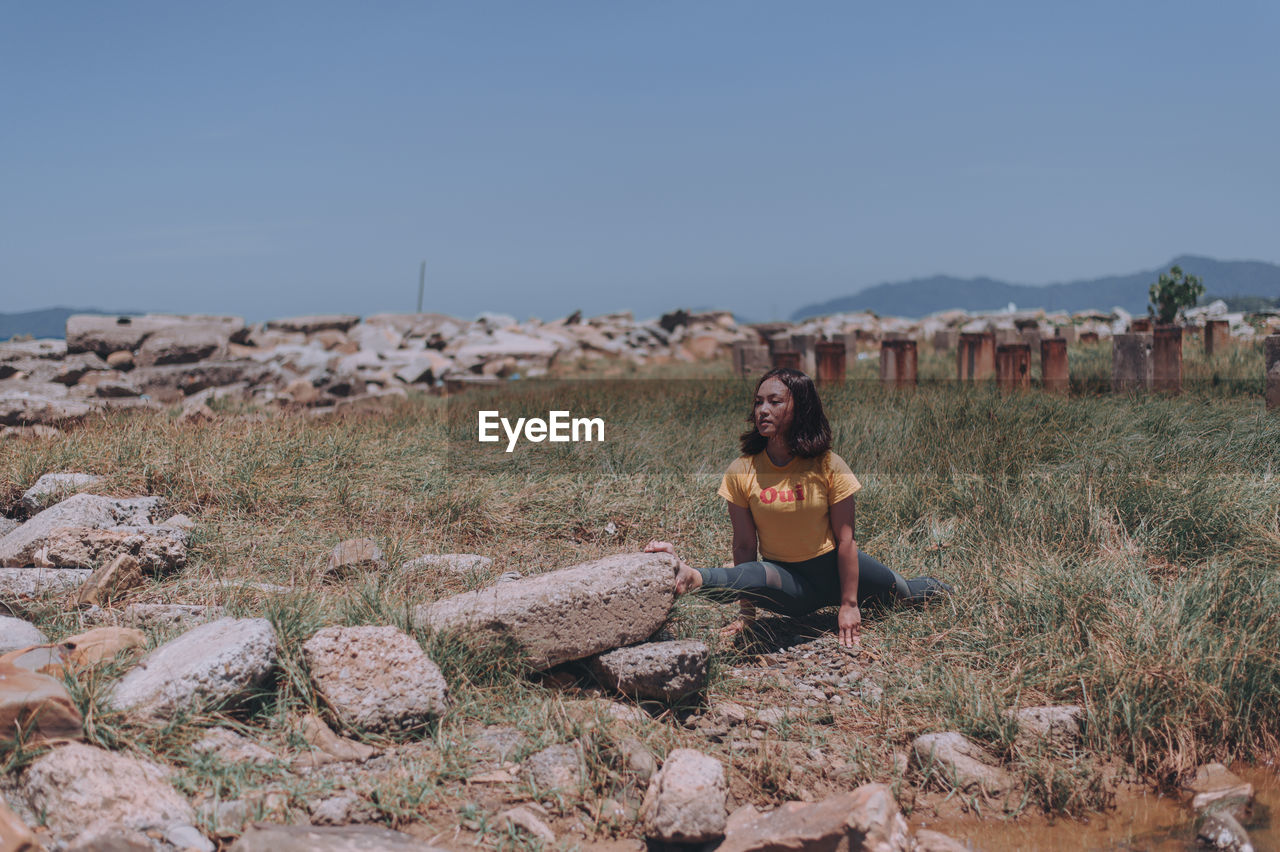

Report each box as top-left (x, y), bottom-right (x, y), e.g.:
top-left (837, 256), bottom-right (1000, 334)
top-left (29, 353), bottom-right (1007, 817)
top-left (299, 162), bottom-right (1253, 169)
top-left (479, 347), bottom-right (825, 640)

top-left (753, 377), bottom-right (794, 439)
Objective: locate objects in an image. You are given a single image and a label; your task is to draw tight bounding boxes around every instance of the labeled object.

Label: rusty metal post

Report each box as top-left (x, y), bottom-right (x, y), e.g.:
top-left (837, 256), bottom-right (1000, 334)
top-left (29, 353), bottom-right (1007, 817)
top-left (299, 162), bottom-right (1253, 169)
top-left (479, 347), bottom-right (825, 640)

top-left (879, 339), bottom-right (917, 388)
top-left (1204, 320), bottom-right (1229, 356)
top-left (815, 341), bottom-right (846, 384)
top-left (732, 341), bottom-right (771, 378)
top-left (995, 343), bottom-right (1031, 390)
top-left (1112, 333), bottom-right (1153, 393)
top-left (1040, 337), bottom-right (1069, 394)
top-left (957, 332), bottom-right (996, 381)
top-left (1266, 335), bottom-right (1280, 411)
top-left (1153, 325), bottom-right (1183, 395)
top-left (772, 350), bottom-right (801, 370)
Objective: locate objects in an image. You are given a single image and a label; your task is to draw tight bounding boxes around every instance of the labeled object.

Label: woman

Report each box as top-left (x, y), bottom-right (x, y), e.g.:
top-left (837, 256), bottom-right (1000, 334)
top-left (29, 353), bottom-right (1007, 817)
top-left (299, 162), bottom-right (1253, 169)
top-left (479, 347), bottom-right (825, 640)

top-left (646, 367), bottom-right (949, 648)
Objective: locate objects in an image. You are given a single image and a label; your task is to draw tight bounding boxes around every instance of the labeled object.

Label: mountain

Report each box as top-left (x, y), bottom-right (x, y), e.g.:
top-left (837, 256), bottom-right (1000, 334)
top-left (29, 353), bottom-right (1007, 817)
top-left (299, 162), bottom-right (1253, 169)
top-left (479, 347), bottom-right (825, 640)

top-left (0, 308), bottom-right (131, 341)
top-left (790, 256), bottom-right (1280, 320)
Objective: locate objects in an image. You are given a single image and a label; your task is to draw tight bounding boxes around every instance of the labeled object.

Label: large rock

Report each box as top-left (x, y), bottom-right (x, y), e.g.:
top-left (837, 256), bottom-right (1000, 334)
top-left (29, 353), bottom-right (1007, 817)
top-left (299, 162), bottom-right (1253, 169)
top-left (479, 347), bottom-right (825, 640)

top-left (0, 493), bottom-right (161, 567)
top-left (303, 625), bottom-right (449, 733)
top-left (1186, 762), bottom-right (1255, 814)
top-left (400, 553), bottom-right (492, 574)
top-left (108, 617), bottom-right (278, 722)
top-left (590, 639), bottom-right (708, 701)
top-left (0, 615), bottom-right (46, 652)
top-left (19, 472), bottom-right (103, 512)
top-left (65, 314), bottom-right (176, 356)
top-left (134, 323), bottom-right (234, 367)
top-left (20, 743), bottom-right (195, 838)
top-left (0, 567), bottom-right (92, 598)
top-left (33, 523), bottom-right (188, 571)
top-left (719, 785), bottom-right (909, 852)
top-left (0, 391), bottom-right (94, 426)
top-left (0, 657), bottom-right (83, 742)
top-left (229, 824), bottom-right (445, 851)
top-left (417, 552), bottom-right (677, 669)
top-left (325, 538), bottom-right (386, 579)
top-left (640, 749), bottom-right (727, 843)
top-left (911, 732), bottom-right (1017, 798)
top-left (266, 315), bottom-right (362, 334)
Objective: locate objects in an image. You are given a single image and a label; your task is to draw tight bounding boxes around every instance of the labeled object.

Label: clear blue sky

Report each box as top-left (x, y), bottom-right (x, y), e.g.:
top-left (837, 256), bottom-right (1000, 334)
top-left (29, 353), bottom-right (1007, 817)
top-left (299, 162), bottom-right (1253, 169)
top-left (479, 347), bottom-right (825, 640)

top-left (3, 2), bottom-right (1277, 322)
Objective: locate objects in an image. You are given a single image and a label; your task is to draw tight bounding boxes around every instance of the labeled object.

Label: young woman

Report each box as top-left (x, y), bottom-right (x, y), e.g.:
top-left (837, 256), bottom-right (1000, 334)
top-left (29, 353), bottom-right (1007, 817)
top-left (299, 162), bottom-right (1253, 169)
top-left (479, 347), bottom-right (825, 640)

top-left (646, 367), bottom-right (949, 648)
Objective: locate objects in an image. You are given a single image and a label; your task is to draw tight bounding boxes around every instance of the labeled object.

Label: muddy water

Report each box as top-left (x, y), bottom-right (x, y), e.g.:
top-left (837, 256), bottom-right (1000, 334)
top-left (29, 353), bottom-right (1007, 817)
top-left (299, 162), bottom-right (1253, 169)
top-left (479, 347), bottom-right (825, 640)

top-left (911, 766), bottom-right (1280, 851)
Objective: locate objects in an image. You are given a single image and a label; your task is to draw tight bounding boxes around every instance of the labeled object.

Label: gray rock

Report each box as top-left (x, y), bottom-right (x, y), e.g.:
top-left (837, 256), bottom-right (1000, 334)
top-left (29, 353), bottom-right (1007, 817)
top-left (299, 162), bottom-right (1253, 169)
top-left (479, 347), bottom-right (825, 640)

top-left (20, 743), bottom-right (195, 839)
top-left (0, 567), bottom-right (92, 598)
top-left (1009, 704), bottom-right (1083, 750)
top-left (0, 615), bottom-right (47, 653)
top-left (911, 732), bottom-right (1016, 798)
top-left (124, 603), bottom-right (227, 631)
top-left (32, 523), bottom-right (188, 571)
top-left (718, 785), bottom-right (909, 852)
top-left (134, 324), bottom-right (233, 367)
top-left (64, 826), bottom-right (155, 851)
top-left (229, 824), bottom-right (445, 851)
top-left (108, 617), bottom-right (279, 722)
top-left (265, 314), bottom-right (362, 334)
top-left (65, 314), bottom-right (193, 356)
top-left (0, 517), bottom-right (18, 537)
top-left (302, 625), bottom-right (449, 733)
top-left (417, 552), bottom-right (677, 669)
top-left (0, 339), bottom-right (67, 361)
top-left (522, 743), bottom-right (585, 792)
top-left (164, 823), bottom-right (216, 851)
top-left (616, 737), bottom-right (657, 782)
top-left (1198, 810), bottom-right (1254, 852)
top-left (310, 793), bottom-right (377, 825)
top-left (20, 472), bottom-right (103, 512)
top-left (400, 553), bottom-right (493, 574)
top-left (191, 727), bottom-right (276, 764)
top-left (1187, 762), bottom-right (1255, 814)
top-left (640, 748), bottom-right (727, 843)
top-left (590, 639), bottom-right (709, 701)
top-left (0, 493), bottom-right (162, 567)
top-left (0, 391), bottom-right (94, 426)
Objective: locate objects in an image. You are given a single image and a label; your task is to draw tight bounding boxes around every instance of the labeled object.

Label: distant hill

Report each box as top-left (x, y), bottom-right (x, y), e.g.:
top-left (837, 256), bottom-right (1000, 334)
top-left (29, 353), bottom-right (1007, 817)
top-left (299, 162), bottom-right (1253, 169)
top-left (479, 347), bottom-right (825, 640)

top-left (0, 307), bottom-right (135, 341)
top-left (791, 255), bottom-right (1280, 320)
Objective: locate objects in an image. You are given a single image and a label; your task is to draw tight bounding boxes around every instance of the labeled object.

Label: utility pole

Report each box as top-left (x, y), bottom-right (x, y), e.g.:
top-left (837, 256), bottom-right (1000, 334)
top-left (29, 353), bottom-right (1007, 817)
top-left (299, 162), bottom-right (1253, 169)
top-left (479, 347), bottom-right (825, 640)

top-left (417, 261), bottom-right (425, 313)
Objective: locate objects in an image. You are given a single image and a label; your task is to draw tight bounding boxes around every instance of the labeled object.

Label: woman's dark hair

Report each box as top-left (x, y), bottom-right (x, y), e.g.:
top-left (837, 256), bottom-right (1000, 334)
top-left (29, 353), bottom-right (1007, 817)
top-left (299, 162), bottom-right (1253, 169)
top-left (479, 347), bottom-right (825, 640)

top-left (739, 368), bottom-right (832, 458)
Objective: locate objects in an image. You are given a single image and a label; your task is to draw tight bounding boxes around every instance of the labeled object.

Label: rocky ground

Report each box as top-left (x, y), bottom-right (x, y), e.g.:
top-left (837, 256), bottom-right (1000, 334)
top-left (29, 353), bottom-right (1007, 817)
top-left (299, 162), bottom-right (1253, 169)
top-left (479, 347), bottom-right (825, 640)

top-left (0, 476), bottom-right (1264, 851)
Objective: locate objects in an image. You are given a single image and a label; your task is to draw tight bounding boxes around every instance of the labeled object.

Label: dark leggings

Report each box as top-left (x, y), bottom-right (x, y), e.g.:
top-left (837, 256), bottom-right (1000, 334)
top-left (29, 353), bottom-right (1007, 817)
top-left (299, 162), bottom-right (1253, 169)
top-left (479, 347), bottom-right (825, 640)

top-left (695, 549), bottom-right (908, 618)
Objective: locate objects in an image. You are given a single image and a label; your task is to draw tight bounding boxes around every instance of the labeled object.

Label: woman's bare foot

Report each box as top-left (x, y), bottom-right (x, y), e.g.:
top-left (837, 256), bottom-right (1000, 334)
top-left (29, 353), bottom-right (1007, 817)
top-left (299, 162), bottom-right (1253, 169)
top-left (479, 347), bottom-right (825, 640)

top-left (719, 601), bottom-right (757, 638)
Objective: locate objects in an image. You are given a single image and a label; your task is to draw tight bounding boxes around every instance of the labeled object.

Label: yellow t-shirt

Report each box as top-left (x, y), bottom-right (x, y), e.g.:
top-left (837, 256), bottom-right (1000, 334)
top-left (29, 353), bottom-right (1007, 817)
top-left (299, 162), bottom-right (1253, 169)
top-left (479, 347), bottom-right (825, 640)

top-left (716, 450), bottom-right (862, 562)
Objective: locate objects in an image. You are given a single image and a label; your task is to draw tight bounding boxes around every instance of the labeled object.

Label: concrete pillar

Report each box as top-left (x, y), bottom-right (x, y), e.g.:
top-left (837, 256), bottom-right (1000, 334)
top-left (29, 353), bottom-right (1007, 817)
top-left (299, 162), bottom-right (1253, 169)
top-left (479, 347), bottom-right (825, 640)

top-left (957, 332), bottom-right (996, 381)
top-left (880, 339), bottom-right (917, 388)
top-left (996, 343), bottom-right (1031, 390)
top-left (931, 329), bottom-right (958, 352)
top-left (837, 332), bottom-right (859, 373)
top-left (1131, 317), bottom-right (1152, 333)
top-left (1112, 333), bottom-right (1153, 393)
top-left (1153, 325), bottom-right (1183, 395)
top-left (1041, 337), bottom-right (1069, 394)
top-left (732, 341), bottom-right (771, 378)
top-left (1266, 335), bottom-right (1280, 411)
top-left (772, 350), bottom-right (801, 371)
top-left (1204, 320), bottom-right (1230, 356)
top-left (791, 333), bottom-right (817, 375)
top-left (815, 341), bottom-right (847, 384)
top-left (1020, 328), bottom-right (1042, 363)
top-left (1058, 326), bottom-right (1078, 344)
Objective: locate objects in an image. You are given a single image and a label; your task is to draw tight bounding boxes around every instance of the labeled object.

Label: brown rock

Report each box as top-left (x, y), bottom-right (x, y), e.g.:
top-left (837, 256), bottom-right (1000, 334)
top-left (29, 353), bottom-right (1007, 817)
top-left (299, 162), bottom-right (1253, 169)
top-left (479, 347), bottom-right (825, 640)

top-left (719, 785), bottom-right (910, 852)
top-left (57, 626), bottom-right (146, 670)
top-left (34, 524), bottom-right (187, 573)
top-left (913, 828), bottom-right (970, 851)
top-left (0, 652), bottom-right (83, 743)
top-left (1186, 762), bottom-right (1255, 813)
top-left (284, 378), bottom-right (322, 405)
top-left (911, 732), bottom-right (1016, 798)
top-left (293, 712), bottom-right (377, 769)
top-left (590, 639), bottom-right (708, 701)
top-left (266, 315), bottom-right (361, 334)
top-left (106, 350), bottom-right (134, 370)
top-left (176, 402), bottom-right (215, 425)
top-left (74, 552), bottom-right (146, 606)
top-left (0, 792), bottom-right (39, 852)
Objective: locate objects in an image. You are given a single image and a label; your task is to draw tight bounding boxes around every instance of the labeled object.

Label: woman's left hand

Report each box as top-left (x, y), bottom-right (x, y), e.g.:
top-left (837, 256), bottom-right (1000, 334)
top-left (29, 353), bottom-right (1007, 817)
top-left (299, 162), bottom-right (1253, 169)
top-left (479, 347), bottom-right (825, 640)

top-left (838, 603), bottom-right (861, 648)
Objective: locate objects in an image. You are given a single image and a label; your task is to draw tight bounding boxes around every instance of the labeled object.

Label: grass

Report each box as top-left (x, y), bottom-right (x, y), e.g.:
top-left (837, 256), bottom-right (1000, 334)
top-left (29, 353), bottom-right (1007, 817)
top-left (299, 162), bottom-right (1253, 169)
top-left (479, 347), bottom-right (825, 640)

top-left (1, 337), bottom-right (1278, 833)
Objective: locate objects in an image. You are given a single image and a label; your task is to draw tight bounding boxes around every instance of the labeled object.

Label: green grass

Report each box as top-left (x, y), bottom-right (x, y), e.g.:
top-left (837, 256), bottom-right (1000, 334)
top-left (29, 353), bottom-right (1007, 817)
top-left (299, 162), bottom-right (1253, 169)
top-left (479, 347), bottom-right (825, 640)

top-left (1, 340), bottom-right (1277, 829)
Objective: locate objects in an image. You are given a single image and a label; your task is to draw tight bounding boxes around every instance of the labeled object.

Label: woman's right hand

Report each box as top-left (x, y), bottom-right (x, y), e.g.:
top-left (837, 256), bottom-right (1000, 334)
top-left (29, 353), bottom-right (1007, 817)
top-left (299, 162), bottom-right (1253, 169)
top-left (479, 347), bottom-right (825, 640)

top-left (644, 540), bottom-right (676, 556)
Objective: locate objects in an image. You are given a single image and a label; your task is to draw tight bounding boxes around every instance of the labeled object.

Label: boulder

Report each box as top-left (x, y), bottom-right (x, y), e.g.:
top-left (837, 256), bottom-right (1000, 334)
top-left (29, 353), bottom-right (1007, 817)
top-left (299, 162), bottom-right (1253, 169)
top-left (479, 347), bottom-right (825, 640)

top-left (325, 538), bottom-right (386, 578)
top-left (302, 625), bottom-right (449, 733)
top-left (1008, 704), bottom-right (1084, 750)
top-left (19, 472), bottom-right (103, 512)
top-left (590, 639), bottom-right (709, 701)
top-left (31, 523), bottom-right (188, 572)
top-left (134, 323), bottom-right (233, 367)
top-left (1186, 762), bottom-right (1255, 814)
top-left (911, 732), bottom-right (1017, 798)
top-left (719, 785), bottom-right (909, 852)
top-left (266, 315), bottom-right (362, 334)
top-left (229, 824), bottom-right (444, 851)
top-left (400, 553), bottom-right (492, 574)
top-left (0, 616), bottom-right (46, 653)
top-left (1197, 810), bottom-right (1254, 852)
top-left (20, 743), bottom-right (195, 840)
top-left (65, 314), bottom-right (176, 356)
top-left (640, 749), bottom-right (727, 843)
top-left (108, 617), bottom-right (279, 722)
top-left (417, 552), bottom-right (677, 669)
top-left (0, 493), bottom-right (162, 567)
top-left (0, 567), bottom-right (92, 598)
top-left (0, 391), bottom-right (94, 426)
top-left (0, 656), bottom-right (83, 742)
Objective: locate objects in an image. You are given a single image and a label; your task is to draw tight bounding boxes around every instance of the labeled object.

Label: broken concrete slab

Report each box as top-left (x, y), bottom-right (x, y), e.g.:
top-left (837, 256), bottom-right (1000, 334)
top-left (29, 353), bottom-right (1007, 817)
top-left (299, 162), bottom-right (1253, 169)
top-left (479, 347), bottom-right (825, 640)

top-left (0, 493), bottom-right (162, 567)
